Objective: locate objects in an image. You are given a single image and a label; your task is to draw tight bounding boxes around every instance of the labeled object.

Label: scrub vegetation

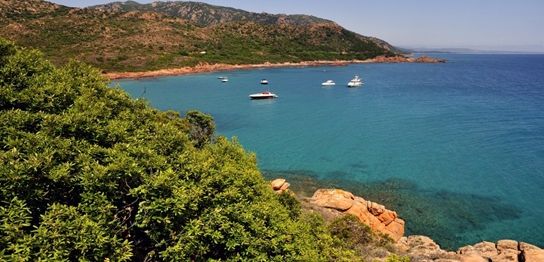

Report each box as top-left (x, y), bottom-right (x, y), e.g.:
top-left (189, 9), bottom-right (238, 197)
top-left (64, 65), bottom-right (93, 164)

top-left (0, 39), bottom-right (410, 261)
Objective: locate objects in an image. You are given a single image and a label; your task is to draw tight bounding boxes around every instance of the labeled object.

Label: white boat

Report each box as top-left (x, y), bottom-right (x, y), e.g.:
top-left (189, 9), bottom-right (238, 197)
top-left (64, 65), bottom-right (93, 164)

top-left (321, 80), bottom-right (336, 86)
top-left (218, 76), bottom-right (227, 79)
top-left (260, 79), bottom-right (269, 85)
top-left (249, 91), bottom-right (278, 99)
top-left (221, 78), bottom-right (229, 82)
top-left (347, 75), bottom-right (363, 87)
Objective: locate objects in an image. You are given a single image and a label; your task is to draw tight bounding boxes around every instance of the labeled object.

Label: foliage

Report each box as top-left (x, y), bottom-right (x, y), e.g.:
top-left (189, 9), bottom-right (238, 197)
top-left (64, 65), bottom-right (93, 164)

top-left (0, 39), bottom-right (368, 261)
top-left (385, 254), bottom-right (411, 262)
top-left (276, 192), bottom-right (302, 219)
top-left (328, 215), bottom-right (396, 259)
top-left (183, 110), bottom-right (216, 148)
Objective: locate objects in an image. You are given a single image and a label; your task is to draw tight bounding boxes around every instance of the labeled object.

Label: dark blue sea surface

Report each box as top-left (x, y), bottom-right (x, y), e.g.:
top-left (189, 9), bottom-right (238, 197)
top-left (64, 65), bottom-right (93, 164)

top-left (117, 54), bottom-right (544, 249)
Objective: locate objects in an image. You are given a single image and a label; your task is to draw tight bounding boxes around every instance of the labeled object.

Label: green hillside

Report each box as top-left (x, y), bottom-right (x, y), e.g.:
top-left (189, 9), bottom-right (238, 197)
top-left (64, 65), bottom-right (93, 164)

top-left (0, 0), bottom-right (397, 72)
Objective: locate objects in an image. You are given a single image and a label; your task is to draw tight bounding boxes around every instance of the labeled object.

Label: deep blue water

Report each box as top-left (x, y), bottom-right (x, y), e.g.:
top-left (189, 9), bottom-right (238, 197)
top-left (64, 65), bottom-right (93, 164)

top-left (117, 54), bottom-right (544, 249)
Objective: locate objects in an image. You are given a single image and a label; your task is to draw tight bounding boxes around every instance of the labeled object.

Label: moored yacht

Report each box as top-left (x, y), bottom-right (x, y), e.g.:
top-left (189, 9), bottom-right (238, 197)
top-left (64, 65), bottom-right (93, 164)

top-left (322, 80), bottom-right (336, 86)
top-left (249, 91), bottom-right (278, 99)
top-left (347, 75), bottom-right (363, 87)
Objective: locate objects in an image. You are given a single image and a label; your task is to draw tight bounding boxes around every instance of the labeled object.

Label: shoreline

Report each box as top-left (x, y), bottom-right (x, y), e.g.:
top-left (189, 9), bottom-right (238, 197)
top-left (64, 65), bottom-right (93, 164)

top-left (270, 178), bottom-right (544, 261)
top-left (104, 55), bottom-right (445, 80)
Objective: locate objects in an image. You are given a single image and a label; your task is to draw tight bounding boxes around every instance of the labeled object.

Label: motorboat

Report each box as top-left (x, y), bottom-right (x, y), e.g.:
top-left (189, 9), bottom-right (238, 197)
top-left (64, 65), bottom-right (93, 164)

top-left (260, 79), bottom-right (269, 85)
top-left (347, 75), bottom-right (363, 87)
top-left (249, 91), bottom-right (278, 99)
top-left (221, 78), bottom-right (229, 83)
top-left (321, 80), bottom-right (336, 86)
top-left (218, 76), bottom-right (227, 79)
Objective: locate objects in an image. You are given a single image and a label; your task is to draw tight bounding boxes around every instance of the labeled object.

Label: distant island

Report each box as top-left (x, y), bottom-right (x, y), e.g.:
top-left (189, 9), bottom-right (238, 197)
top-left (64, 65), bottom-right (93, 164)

top-left (0, 0), bottom-right (403, 73)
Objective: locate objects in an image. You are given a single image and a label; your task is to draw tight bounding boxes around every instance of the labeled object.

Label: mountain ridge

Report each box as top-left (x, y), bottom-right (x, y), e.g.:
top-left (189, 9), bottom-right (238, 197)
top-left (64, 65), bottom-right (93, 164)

top-left (0, 0), bottom-right (399, 72)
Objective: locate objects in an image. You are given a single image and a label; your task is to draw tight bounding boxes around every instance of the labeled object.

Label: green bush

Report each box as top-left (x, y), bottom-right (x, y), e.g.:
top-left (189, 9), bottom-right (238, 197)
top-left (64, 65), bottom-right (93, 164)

top-left (276, 191), bottom-right (301, 219)
top-left (0, 38), bottom-right (364, 261)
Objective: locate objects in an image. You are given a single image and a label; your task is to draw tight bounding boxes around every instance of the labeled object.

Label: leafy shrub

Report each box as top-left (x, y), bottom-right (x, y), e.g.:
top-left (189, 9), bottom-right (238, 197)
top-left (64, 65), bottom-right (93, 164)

top-left (276, 191), bottom-right (301, 219)
top-left (385, 254), bottom-right (411, 262)
top-left (0, 38), bottom-right (364, 261)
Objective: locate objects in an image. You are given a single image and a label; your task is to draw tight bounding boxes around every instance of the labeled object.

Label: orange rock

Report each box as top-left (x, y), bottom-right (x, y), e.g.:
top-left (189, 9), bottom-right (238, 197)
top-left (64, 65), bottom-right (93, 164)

top-left (384, 218), bottom-right (405, 242)
top-left (460, 254), bottom-right (488, 262)
top-left (472, 241), bottom-right (498, 259)
top-left (520, 242), bottom-right (544, 262)
top-left (368, 201), bottom-right (385, 216)
top-left (279, 182), bottom-right (290, 191)
top-left (377, 210), bottom-right (397, 225)
top-left (311, 189), bottom-right (354, 211)
top-left (497, 240), bottom-right (518, 252)
top-left (270, 178), bottom-right (286, 190)
top-left (345, 201), bottom-right (372, 224)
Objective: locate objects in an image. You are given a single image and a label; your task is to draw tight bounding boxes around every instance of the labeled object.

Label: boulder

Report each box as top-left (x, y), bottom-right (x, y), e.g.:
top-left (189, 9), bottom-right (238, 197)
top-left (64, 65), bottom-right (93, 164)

top-left (520, 242), bottom-right (544, 262)
top-left (495, 240), bottom-right (520, 262)
top-left (459, 254), bottom-right (487, 262)
top-left (279, 182), bottom-right (290, 191)
top-left (378, 210), bottom-right (397, 225)
top-left (472, 241), bottom-right (498, 259)
top-left (396, 235), bottom-right (460, 261)
top-left (497, 240), bottom-right (518, 252)
top-left (270, 178), bottom-right (286, 190)
top-left (384, 218), bottom-right (404, 241)
top-left (310, 188), bottom-right (405, 241)
top-left (368, 201), bottom-right (385, 216)
top-left (311, 189), bottom-right (354, 211)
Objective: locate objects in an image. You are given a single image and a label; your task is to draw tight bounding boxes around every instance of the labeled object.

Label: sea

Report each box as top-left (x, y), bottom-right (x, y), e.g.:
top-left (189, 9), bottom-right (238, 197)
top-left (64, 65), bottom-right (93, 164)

top-left (117, 54), bottom-right (544, 249)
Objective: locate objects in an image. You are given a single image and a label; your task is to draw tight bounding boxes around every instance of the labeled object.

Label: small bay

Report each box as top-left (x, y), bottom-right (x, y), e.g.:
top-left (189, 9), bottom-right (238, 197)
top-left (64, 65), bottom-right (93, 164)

top-left (117, 54), bottom-right (544, 249)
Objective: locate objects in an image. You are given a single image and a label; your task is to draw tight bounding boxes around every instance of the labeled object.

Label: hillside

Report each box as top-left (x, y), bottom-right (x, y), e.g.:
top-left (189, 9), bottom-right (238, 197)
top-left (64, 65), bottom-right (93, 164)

top-left (0, 0), bottom-right (398, 72)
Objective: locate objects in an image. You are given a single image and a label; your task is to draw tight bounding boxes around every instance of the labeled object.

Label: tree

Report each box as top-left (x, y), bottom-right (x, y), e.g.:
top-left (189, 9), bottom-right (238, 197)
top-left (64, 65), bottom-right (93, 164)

top-left (0, 38), bottom-right (357, 261)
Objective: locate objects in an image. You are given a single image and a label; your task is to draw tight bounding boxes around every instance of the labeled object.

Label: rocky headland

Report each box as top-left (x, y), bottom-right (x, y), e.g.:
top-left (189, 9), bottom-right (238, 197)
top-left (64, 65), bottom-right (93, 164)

top-left (104, 55), bottom-right (446, 80)
top-left (270, 178), bottom-right (544, 262)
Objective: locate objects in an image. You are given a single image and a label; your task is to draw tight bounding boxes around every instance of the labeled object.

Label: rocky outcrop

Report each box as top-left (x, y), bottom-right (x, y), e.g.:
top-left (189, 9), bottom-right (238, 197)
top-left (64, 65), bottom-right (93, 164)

top-left (397, 237), bottom-right (544, 262)
top-left (270, 178), bottom-right (290, 193)
top-left (269, 178), bottom-right (543, 262)
top-left (309, 188), bottom-right (405, 241)
top-left (396, 235), bottom-right (460, 261)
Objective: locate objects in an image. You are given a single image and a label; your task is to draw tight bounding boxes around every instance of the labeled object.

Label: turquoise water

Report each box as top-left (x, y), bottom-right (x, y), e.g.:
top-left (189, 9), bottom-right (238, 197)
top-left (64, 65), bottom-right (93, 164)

top-left (117, 54), bottom-right (544, 249)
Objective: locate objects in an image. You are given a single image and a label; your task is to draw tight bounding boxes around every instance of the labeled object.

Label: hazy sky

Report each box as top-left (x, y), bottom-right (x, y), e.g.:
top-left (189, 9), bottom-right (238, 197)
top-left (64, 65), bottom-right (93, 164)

top-left (50, 0), bottom-right (544, 52)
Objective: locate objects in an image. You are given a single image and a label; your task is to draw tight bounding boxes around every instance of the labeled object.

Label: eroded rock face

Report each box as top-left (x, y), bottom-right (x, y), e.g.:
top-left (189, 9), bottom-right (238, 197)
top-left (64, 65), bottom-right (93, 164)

top-left (310, 188), bottom-right (404, 241)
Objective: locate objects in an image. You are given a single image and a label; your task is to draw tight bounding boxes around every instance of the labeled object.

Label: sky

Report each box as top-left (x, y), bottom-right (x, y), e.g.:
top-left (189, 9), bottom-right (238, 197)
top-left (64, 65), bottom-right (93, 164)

top-left (50, 0), bottom-right (544, 52)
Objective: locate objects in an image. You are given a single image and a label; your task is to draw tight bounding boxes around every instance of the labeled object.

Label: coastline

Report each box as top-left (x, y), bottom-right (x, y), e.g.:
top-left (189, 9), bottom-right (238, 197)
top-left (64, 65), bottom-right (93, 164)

top-left (104, 55), bottom-right (445, 80)
top-left (270, 178), bottom-right (544, 262)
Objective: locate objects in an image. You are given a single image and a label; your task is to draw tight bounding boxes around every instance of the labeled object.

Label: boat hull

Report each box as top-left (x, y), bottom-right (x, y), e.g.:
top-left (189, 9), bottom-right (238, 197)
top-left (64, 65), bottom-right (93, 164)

top-left (250, 96), bottom-right (277, 100)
